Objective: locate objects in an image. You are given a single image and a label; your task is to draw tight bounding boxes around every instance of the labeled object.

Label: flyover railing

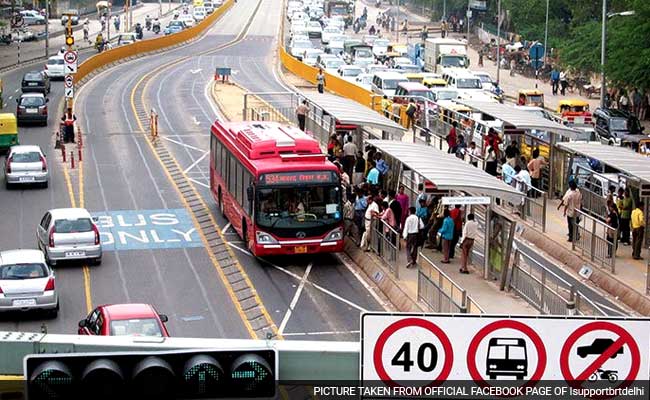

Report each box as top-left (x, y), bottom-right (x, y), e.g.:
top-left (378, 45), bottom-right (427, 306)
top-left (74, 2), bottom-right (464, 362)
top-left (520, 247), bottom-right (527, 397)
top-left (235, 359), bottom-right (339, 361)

top-left (572, 209), bottom-right (617, 273)
top-left (417, 252), bottom-right (484, 314)
top-left (369, 217), bottom-right (400, 279)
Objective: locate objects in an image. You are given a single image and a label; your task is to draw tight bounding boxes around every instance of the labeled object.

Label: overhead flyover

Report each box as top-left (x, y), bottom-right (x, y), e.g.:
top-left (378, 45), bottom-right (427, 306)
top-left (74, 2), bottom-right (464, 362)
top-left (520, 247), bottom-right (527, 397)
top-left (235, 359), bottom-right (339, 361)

top-left (300, 91), bottom-right (406, 144)
top-left (458, 100), bottom-right (580, 139)
top-left (366, 140), bottom-right (524, 203)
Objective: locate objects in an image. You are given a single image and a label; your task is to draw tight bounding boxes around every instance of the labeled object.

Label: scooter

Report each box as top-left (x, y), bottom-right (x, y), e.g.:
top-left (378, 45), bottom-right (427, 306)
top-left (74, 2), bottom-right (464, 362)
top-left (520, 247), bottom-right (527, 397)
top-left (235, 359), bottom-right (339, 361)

top-left (588, 369), bottom-right (618, 383)
top-left (152, 19), bottom-right (160, 34)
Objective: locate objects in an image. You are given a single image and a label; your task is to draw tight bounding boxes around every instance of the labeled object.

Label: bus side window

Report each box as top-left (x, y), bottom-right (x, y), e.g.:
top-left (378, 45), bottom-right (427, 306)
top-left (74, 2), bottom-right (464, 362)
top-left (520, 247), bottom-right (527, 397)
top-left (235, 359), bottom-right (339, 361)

top-left (236, 162), bottom-right (243, 205)
top-left (215, 140), bottom-right (221, 170)
top-left (229, 156), bottom-right (236, 194)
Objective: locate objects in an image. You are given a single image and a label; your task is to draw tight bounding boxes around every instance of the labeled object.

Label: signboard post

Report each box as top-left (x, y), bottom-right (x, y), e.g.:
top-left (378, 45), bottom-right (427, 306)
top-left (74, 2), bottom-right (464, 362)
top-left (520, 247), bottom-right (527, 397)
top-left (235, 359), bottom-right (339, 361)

top-left (361, 313), bottom-right (650, 398)
top-left (529, 43), bottom-right (544, 89)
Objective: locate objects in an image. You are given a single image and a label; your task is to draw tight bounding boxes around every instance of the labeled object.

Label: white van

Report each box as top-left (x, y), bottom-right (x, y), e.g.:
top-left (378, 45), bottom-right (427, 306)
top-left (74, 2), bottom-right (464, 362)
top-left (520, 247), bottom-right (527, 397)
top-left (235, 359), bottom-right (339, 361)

top-left (443, 70), bottom-right (493, 100)
top-left (370, 71), bottom-right (409, 98)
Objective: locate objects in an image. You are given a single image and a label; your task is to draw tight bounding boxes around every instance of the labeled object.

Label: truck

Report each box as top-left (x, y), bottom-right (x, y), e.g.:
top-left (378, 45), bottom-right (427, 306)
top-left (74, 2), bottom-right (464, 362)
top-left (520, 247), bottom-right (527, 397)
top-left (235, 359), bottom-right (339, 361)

top-left (424, 38), bottom-right (469, 74)
top-left (325, 0), bottom-right (354, 27)
top-left (406, 43), bottom-right (424, 70)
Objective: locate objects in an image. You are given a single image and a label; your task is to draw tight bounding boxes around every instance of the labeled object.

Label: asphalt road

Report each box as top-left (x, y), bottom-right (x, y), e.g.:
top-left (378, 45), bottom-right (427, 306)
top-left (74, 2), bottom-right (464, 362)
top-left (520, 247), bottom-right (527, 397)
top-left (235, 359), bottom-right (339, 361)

top-left (0, 0), bottom-right (386, 341)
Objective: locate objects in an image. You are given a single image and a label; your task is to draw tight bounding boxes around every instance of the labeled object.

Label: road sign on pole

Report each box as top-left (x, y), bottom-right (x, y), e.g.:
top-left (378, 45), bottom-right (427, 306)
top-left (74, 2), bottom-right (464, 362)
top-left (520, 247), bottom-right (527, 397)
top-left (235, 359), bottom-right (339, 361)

top-left (63, 50), bottom-right (78, 74)
top-left (361, 313), bottom-right (650, 395)
top-left (64, 75), bottom-right (74, 89)
top-left (64, 87), bottom-right (74, 99)
top-left (529, 43), bottom-right (545, 62)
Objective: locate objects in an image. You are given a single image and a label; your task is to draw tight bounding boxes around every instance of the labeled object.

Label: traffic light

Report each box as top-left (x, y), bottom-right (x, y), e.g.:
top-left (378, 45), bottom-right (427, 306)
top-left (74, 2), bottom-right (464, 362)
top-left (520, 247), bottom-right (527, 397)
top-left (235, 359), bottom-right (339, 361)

top-left (25, 348), bottom-right (277, 400)
top-left (65, 26), bottom-right (74, 46)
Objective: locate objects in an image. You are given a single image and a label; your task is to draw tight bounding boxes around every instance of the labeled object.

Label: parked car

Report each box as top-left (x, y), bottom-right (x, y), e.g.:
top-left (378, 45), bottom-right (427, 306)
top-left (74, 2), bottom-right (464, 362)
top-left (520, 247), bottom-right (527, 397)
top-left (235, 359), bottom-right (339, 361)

top-left (594, 108), bottom-right (647, 149)
top-left (43, 55), bottom-right (65, 80)
top-left (164, 20), bottom-right (186, 35)
top-left (21, 71), bottom-right (50, 94)
top-left (78, 303), bottom-right (170, 337)
top-left (4, 145), bottom-right (48, 188)
top-left (60, 9), bottom-right (80, 25)
top-left (0, 249), bottom-right (58, 316)
top-left (19, 10), bottom-right (45, 25)
top-left (37, 208), bottom-right (102, 266)
top-left (16, 93), bottom-right (48, 127)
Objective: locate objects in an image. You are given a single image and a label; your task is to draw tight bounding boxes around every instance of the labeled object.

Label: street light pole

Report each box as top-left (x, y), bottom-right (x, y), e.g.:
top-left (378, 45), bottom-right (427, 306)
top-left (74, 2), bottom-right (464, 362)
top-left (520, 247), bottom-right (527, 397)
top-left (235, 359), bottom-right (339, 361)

top-left (543, 0), bottom-right (549, 62)
top-left (466, 0), bottom-right (470, 37)
top-left (442, 0), bottom-right (446, 21)
top-left (44, 0), bottom-right (49, 58)
top-left (600, 0), bottom-right (607, 108)
top-left (495, 0), bottom-right (501, 85)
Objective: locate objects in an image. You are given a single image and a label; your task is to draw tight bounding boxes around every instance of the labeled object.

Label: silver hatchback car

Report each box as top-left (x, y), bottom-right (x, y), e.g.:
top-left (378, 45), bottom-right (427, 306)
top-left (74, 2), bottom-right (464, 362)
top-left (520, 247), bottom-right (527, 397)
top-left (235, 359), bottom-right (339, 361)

top-left (0, 249), bottom-right (58, 316)
top-left (4, 145), bottom-right (49, 189)
top-left (37, 208), bottom-right (102, 266)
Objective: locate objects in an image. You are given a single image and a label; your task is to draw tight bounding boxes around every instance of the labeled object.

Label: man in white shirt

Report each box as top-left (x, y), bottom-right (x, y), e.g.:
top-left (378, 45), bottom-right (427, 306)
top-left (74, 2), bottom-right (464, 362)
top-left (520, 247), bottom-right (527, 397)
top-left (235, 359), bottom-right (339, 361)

top-left (402, 206), bottom-right (423, 268)
top-left (360, 196), bottom-right (379, 251)
top-left (513, 165), bottom-right (532, 196)
top-left (342, 136), bottom-right (358, 177)
top-left (460, 213), bottom-right (478, 273)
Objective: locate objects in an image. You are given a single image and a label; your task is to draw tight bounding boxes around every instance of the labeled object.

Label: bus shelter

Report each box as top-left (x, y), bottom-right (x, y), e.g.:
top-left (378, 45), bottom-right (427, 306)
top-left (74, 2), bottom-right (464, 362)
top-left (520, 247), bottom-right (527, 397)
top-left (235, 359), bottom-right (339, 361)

top-left (458, 100), bottom-right (582, 198)
top-left (366, 140), bottom-right (525, 286)
top-left (557, 142), bottom-right (650, 248)
top-left (299, 92), bottom-right (406, 148)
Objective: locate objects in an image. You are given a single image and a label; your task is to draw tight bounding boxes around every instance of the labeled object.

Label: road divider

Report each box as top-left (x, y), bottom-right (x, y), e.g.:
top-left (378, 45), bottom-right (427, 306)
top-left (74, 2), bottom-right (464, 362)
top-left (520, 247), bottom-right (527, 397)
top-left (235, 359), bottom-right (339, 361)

top-left (75, 0), bottom-right (234, 84)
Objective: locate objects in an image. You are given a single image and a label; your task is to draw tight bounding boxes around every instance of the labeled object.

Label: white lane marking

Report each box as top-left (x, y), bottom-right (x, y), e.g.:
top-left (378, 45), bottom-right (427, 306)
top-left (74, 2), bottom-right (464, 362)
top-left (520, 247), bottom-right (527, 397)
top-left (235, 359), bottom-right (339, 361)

top-left (336, 253), bottom-right (391, 311)
top-left (187, 177), bottom-right (209, 188)
top-left (8, 96), bottom-right (12, 100)
top-left (14, 89), bottom-right (18, 93)
top-left (227, 242), bottom-right (368, 312)
top-left (282, 330), bottom-right (360, 337)
top-left (190, 68), bottom-right (202, 74)
top-left (161, 136), bottom-right (207, 152)
top-left (192, 116), bottom-right (201, 125)
top-left (183, 151), bottom-right (208, 174)
top-left (203, 79), bottom-right (223, 120)
top-left (593, 300), bottom-right (626, 316)
top-left (221, 222), bottom-right (232, 235)
top-left (278, 262), bottom-right (312, 334)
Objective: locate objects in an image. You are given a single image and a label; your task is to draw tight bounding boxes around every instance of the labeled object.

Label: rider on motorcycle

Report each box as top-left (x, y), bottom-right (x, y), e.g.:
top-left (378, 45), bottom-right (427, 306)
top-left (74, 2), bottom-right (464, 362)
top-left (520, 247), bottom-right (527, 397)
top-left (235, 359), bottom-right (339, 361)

top-left (135, 22), bottom-right (143, 40)
top-left (95, 33), bottom-right (104, 52)
top-left (152, 18), bottom-right (161, 34)
top-left (145, 15), bottom-right (152, 30)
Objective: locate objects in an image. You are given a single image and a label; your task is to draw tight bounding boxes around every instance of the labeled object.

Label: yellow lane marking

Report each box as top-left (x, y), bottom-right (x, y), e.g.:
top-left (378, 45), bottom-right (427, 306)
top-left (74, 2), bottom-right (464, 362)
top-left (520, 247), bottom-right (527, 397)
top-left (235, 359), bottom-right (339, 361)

top-left (61, 165), bottom-right (77, 208)
top-left (0, 375), bottom-right (23, 380)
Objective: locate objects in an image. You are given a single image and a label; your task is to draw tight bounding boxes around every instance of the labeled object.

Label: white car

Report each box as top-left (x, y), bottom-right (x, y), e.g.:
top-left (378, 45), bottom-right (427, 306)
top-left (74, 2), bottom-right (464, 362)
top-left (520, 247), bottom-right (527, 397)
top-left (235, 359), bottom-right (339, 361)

top-left (291, 11), bottom-right (308, 22)
top-left (179, 14), bottom-right (195, 27)
top-left (302, 48), bottom-right (324, 66)
top-left (365, 64), bottom-right (388, 75)
top-left (306, 21), bottom-right (322, 38)
top-left (320, 57), bottom-right (344, 73)
top-left (19, 10), bottom-right (45, 25)
top-left (290, 19), bottom-right (307, 32)
top-left (193, 7), bottom-right (206, 21)
top-left (4, 145), bottom-right (49, 189)
top-left (355, 73), bottom-right (373, 90)
top-left (204, 1), bottom-right (215, 13)
top-left (0, 249), bottom-right (58, 316)
top-left (290, 39), bottom-right (313, 60)
top-left (321, 26), bottom-right (341, 44)
top-left (116, 33), bottom-right (137, 46)
top-left (37, 208), bottom-right (102, 266)
top-left (372, 38), bottom-right (389, 58)
top-left (44, 56), bottom-right (65, 79)
top-left (338, 65), bottom-right (364, 81)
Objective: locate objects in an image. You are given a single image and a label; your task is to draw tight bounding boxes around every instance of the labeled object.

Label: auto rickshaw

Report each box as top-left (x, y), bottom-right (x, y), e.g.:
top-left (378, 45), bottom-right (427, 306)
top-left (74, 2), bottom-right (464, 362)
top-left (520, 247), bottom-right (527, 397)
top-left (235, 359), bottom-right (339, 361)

top-left (638, 138), bottom-right (650, 156)
top-left (422, 76), bottom-right (447, 89)
top-left (387, 43), bottom-right (407, 56)
top-left (557, 99), bottom-right (592, 125)
top-left (438, 102), bottom-right (471, 125)
top-left (0, 113), bottom-right (18, 151)
top-left (404, 73), bottom-right (424, 83)
top-left (517, 89), bottom-right (544, 108)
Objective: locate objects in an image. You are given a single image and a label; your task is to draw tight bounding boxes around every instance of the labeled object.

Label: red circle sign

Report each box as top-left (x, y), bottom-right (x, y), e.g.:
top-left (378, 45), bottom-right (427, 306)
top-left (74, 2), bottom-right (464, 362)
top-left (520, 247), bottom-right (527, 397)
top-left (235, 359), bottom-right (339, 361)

top-left (64, 50), bottom-right (77, 63)
top-left (467, 320), bottom-right (547, 389)
top-left (373, 318), bottom-right (453, 387)
top-left (560, 321), bottom-right (640, 394)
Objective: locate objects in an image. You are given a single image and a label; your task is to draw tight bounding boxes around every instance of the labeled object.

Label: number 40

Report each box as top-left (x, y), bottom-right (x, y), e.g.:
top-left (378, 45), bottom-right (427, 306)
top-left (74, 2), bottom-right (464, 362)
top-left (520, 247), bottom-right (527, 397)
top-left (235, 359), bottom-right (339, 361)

top-left (391, 342), bottom-right (438, 372)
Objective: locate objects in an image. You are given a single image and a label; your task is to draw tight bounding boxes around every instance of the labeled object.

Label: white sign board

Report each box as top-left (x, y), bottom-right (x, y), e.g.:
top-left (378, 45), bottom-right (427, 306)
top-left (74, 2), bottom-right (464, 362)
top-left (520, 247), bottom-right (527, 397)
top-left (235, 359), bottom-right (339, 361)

top-left (63, 50), bottom-right (78, 74)
top-left (64, 87), bottom-right (74, 99)
top-left (64, 75), bottom-right (73, 88)
top-left (361, 313), bottom-right (649, 397)
top-left (441, 196), bottom-right (491, 205)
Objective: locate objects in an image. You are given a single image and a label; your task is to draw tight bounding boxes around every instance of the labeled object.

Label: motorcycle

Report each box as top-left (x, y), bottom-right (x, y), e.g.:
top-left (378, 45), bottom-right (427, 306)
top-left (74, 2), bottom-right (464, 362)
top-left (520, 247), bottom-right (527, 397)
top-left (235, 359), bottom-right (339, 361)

top-left (152, 20), bottom-right (160, 34)
top-left (588, 369), bottom-right (617, 383)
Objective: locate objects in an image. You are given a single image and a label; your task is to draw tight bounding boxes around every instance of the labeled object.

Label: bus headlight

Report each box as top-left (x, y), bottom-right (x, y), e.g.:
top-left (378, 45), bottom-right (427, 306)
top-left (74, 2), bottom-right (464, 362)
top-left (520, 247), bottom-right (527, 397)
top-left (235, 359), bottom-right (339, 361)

top-left (516, 365), bottom-right (525, 370)
top-left (324, 227), bottom-right (343, 242)
top-left (256, 231), bottom-right (278, 244)
top-left (489, 365), bottom-right (497, 369)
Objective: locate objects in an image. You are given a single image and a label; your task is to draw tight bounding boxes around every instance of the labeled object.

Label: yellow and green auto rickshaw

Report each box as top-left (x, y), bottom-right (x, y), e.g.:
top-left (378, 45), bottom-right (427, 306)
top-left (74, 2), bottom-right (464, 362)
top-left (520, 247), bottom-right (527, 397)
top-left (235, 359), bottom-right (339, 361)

top-left (0, 113), bottom-right (18, 151)
top-left (517, 89), bottom-right (544, 108)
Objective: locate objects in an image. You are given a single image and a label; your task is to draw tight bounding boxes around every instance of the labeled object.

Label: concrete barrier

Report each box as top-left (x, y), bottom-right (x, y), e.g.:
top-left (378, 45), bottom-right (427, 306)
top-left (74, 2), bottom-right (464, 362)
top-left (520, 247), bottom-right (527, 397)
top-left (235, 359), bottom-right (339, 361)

top-left (75, 0), bottom-right (234, 83)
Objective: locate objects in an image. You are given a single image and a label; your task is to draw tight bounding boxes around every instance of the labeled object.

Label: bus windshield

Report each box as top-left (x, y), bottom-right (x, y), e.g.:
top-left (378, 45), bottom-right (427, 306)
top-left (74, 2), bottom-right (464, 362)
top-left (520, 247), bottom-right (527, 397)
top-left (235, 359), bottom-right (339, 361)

top-left (256, 184), bottom-right (342, 230)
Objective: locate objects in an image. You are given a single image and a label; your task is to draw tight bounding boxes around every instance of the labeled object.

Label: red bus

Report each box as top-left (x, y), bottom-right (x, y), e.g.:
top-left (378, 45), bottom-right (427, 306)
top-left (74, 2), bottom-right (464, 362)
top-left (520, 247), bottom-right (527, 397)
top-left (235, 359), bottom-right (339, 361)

top-left (210, 121), bottom-right (344, 256)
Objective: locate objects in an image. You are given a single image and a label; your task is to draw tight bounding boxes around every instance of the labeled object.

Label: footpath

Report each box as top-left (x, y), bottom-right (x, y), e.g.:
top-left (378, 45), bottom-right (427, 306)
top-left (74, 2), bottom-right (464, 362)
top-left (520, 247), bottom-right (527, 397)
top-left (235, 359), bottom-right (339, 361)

top-left (0, 3), bottom-right (181, 71)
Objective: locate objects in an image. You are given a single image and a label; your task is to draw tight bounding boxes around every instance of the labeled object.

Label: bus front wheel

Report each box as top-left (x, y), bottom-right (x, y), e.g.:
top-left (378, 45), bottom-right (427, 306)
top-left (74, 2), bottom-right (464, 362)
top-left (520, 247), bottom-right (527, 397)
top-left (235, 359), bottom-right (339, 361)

top-left (242, 219), bottom-right (249, 250)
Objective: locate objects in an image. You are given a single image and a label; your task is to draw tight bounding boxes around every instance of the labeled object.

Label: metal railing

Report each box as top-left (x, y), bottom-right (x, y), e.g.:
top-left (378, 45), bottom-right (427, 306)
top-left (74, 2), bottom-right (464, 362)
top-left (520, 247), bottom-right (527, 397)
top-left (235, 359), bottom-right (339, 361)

top-left (498, 181), bottom-right (548, 232)
top-left (417, 252), bottom-right (484, 314)
top-left (572, 209), bottom-right (618, 273)
top-left (369, 217), bottom-right (400, 278)
top-left (508, 249), bottom-right (576, 315)
top-left (646, 260), bottom-right (650, 296)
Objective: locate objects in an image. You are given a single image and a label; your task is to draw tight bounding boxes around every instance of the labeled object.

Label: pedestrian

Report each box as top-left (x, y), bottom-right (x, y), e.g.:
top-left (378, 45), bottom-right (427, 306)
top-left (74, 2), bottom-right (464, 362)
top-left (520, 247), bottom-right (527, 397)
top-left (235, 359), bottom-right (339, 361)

top-left (446, 121), bottom-right (458, 154)
top-left (550, 67), bottom-right (560, 95)
top-left (501, 158), bottom-right (515, 186)
top-left (559, 70), bottom-right (568, 96)
top-left (387, 190), bottom-right (402, 231)
top-left (421, 25), bottom-right (428, 41)
top-left (558, 180), bottom-right (582, 242)
top-left (640, 89), bottom-right (648, 120)
top-left (460, 213), bottom-right (478, 274)
top-left (353, 189), bottom-right (368, 238)
top-left (113, 14), bottom-right (120, 32)
top-left (617, 188), bottom-right (632, 245)
top-left (353, 151), bottom-right (366, 186)
top-left (440, 20), bottom-right (447, 38)
top-left (83, 19), bottom-right (90, 43)
top-left (438, 208), bottom-right (454, 263)
top-left (527, 149), bottom-right (546, 195)
top-left (61, 109), bottom-right (77, 143)
top-left (606, 202), bottom-right (619, 258)
top-left (632, 88), bottom-right (642, 117)
top-left (484, 145), bottom-right (498, 176)
top-left (618, 89), bottom-right (629, 111)
top-left (478, 48), bottom-right (484, 67)
top-left (505, 140), bottom-right (519, 167)
top-left (381, 95), bottom-right (391, 118)
top-left (416, 183), bottom-right (428, 207)
top-left (316, 68), bottom-right (325, 93)
top-left (403, 207), bottom-right (423, 268)
top-left (396, 185), bottom-right (410, 228)
top-left (509, 58), bottom-right (516, 76)
top-left (360, 196), bottom-right (379, 251)
top-left (405, 99), bottom-right (417, 131)
top-left (343, 196), bottom-right (356, 239)
top-left (631, 201), bottom-right (645, 260)
top-left (449, 204), bottom-right (463, 259)
top-left (342, 135), bottom-right (357, 178)
top-left (455, 134), bottom-right (467, 159)
top-left (466, 141), bottom-right (480, 167)
top-left (295, 100), bottom-right (308, 131)
top-left (379, 200), bottom-right (396, 244)
top-left (366, 160), bottom-right (380, 187)
top-left (416, 197), bottom-right (429, 224)
top-left (513, 165), bottom-right (531, 197)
